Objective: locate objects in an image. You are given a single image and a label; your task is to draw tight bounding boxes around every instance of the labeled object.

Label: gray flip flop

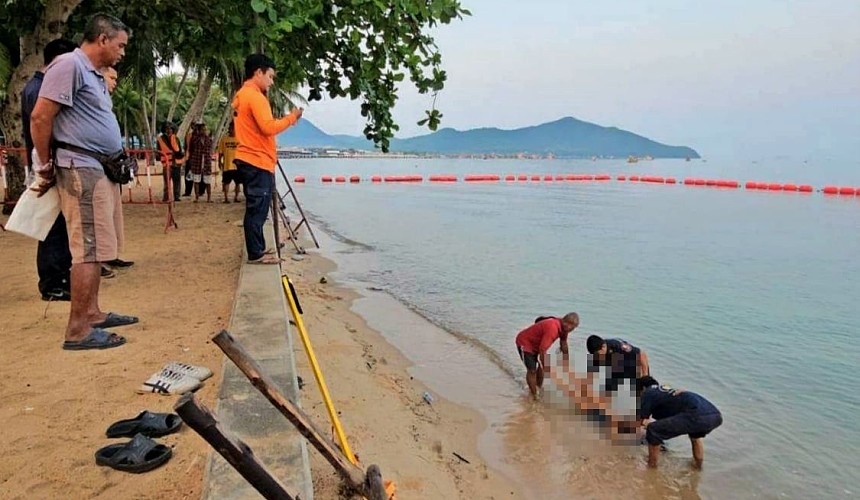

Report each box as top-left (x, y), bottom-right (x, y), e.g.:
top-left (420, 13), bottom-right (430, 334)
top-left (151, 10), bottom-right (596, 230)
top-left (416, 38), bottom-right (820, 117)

top-left (63, 328), bottom-right (126, 351)
top-left (92, 312), bottom-right (139, 329)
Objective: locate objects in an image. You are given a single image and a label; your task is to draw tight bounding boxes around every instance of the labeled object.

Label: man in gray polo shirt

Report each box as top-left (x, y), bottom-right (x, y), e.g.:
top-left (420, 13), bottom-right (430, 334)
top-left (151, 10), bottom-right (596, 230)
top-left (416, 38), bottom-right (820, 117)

top-left (30, 13), bottom-right (138, 350)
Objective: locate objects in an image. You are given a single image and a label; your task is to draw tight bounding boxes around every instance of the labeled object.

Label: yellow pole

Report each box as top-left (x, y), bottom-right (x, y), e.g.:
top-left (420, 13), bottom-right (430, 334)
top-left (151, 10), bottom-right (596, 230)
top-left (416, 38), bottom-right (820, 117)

top-left (281, 275), bottom-right (358, 465)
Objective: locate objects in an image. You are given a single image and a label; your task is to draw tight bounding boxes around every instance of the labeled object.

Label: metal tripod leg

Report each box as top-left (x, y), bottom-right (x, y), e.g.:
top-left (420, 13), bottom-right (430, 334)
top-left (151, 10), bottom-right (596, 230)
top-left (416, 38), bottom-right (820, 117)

top-left (276, 160), bottom-right (319, 249)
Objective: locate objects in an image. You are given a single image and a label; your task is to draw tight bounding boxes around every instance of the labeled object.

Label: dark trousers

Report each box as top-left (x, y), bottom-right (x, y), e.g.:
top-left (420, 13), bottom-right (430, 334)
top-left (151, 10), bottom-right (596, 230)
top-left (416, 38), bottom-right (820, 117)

top-left (37, 213), bottom-right (72, 294)
top-left (162, 162), bottom-right (182, 201)
top-left (184, 164), bottom-right (194, 196)
top-left (236, 160), bottom-right (273, 261)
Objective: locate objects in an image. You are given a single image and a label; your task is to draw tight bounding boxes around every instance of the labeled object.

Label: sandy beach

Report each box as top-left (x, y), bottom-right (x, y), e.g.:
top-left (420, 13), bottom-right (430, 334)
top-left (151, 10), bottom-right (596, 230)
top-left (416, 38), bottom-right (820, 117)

top-left (0, 174), bottom-right (522, 498)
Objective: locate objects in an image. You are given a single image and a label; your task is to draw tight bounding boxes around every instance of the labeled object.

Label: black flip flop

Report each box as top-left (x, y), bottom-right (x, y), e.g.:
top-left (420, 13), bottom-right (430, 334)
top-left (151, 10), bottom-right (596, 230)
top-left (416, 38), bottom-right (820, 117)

top-left (92, 312), bottom-right (139, 329)
top-left (106, 411), bottom-right (183, 438)
top-left (62, 328), bottom-right (126, 351)
top-left (95, 434), bottom-right (172, 473)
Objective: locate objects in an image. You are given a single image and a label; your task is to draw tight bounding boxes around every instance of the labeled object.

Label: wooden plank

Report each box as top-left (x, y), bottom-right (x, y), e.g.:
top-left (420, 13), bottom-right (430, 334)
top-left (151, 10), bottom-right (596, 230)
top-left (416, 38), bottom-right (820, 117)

top-left (174, 393), bottom-right (300, 500)
top-left (212, 330), bottom-right (368, 489)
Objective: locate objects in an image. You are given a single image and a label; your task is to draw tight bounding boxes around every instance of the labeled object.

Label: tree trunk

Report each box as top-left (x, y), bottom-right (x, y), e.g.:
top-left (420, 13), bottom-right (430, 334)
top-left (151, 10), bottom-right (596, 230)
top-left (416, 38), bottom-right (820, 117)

top-left (0, 0), bottom-right (83, 203)
top-left (177, 69), bottom-right (213, 140)
top-left (140, 91), bottom-right (154, 163)
top-left (213, 89), bottom-right (235, 144)
top-left (165, 66), bottom-right (189, 125)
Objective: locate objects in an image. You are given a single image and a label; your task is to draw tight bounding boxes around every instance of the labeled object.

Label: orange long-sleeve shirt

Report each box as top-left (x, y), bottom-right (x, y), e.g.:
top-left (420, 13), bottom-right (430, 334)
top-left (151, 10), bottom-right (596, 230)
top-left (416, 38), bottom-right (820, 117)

top-left (232, 80), bottom-right (299, 172)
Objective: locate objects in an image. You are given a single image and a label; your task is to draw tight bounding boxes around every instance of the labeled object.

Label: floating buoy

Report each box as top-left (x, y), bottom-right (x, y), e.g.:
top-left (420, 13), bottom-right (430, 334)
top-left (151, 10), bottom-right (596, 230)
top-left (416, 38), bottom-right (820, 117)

top-left (505, 175), bottom-right (516, 181)
top-left (705, 179), bottom-right (717, 186)
top-left (335, 176), bottom-right (346, 183)
top-left (798, 185), bottom-right (813, 193)
top-left (684, 178), bottom-right (695, 185)
top-left (694, 179), bottom-right (706, 186)
top-left (745, 181), bottom-right (758, 189)
top-left (782, 184), bottom-right (797, 192)
top-left (838, 186), bottom-right (856, 196)
top-left (383, 175), bottom-right (422, 182)
top-left (464, 174), bottom-right (499, 182)
top-left (543, 175), bottom-right (554, 181)
top-left (717, 180), bottom-right (739, 188)
top-left (595, 174), bottom-right (611, 181)
top-left (349, 176), bottom-right (360, 183)
top-left (371, 175), bottom-right (382, 182)
top-left (630, 175), bottom-right (640, 182)
top-left (822, 186), bottom-right (838, 194)
top-left (768, 183), bottom-right (783, 191)
top-left (617, 175), bottom-right (627, 181)
top-left (294, 176), bottom-right (306, 183)
top-left (665, 177), bottom-right (677, 184)
top-left (321, 176), bottom-right (333, 183)
top-left (555, 175), bottom-right (565, 181)
top-left (429, 175), bottom-right (457, 182)
top-left (530, 175), bottom-right (541, 181)
top-left (517, 175), bottom-right (528, 181)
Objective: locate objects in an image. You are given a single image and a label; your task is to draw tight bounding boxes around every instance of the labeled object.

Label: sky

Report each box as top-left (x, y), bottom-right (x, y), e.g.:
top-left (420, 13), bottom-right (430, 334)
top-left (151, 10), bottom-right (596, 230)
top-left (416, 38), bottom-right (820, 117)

top-left (303, 0), bottom-right (860, 160)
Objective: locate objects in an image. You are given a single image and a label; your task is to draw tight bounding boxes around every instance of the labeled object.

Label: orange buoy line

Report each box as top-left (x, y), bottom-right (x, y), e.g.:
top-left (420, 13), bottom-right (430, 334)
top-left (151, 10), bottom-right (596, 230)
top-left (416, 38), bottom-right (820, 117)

top-left (297, 174), bottom-right (859, 197)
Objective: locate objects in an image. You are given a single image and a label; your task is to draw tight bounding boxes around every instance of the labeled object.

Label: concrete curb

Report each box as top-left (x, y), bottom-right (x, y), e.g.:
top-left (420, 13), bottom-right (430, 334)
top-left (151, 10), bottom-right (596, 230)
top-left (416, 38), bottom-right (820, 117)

top-left (202, 222), bottom-right (313, 499)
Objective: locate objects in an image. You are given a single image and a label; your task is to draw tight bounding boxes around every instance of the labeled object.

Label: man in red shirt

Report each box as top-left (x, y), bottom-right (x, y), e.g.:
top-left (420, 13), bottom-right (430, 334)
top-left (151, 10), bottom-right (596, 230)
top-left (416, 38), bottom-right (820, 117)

top-left (515, 313), bottom-right (580, 400)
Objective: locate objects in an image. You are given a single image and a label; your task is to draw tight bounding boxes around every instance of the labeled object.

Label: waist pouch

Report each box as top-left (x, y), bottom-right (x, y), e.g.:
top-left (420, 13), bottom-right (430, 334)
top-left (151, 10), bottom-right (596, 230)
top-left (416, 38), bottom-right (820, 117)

top-left (53, 141), bottom-right (137, 185)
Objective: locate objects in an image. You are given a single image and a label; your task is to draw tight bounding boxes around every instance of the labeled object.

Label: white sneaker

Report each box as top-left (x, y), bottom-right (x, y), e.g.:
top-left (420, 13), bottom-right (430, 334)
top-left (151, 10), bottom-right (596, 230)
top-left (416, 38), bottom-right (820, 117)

top-left (138, 369), bottom-right (201, 395)
top-left (162, 361), bottom-right (213, 381)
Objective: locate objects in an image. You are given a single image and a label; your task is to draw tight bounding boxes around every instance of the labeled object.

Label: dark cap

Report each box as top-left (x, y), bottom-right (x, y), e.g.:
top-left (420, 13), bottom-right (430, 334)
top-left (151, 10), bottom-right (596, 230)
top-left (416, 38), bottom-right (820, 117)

top-left (636, 376), bottom-right (659, 392)
top-left (244, 53), bottom-right (276, 80)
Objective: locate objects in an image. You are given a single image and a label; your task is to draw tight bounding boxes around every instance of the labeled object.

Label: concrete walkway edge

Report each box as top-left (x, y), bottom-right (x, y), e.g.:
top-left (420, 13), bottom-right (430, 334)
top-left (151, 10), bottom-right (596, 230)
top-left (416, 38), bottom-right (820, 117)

top-left (201, 221), bottom-right (313, 499)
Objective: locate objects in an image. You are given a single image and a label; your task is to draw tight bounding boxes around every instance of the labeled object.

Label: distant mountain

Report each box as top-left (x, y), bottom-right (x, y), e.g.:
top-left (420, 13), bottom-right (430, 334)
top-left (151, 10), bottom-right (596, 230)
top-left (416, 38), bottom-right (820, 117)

top-left (278, 116), bottom-right (700, 158)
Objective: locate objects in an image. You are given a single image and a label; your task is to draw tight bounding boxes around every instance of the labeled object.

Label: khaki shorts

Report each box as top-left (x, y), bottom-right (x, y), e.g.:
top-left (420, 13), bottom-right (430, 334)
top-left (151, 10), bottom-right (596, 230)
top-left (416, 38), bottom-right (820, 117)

top-left (56, 166), bottom-right (124, 264)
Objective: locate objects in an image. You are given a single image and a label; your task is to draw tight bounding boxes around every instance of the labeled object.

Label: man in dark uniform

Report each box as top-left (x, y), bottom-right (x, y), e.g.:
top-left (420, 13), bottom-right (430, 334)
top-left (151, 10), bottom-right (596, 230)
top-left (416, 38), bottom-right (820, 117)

top-left (586, 335), bottom-right (650, 395)
top-left (637, 375), bottom-right (723, 469)
top-left (21, 38), bottom-right (77, 301)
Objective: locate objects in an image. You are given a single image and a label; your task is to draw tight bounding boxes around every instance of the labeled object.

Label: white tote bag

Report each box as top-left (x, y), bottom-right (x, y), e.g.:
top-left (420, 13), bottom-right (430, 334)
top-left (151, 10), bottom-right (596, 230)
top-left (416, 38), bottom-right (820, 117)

top-left (4, 182), bottom-right (61, 241)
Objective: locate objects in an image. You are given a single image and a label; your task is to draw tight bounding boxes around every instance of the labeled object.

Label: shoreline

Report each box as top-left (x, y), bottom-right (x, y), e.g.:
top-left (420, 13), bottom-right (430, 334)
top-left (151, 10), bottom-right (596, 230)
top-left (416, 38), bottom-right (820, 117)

top-left (284, 242), bottom-right (525, 498)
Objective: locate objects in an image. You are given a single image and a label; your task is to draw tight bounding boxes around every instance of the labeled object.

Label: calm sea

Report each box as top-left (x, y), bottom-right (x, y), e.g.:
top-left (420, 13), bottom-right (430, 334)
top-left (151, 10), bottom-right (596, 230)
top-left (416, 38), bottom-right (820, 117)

top-left (279, 157), bottom-right (860, 499)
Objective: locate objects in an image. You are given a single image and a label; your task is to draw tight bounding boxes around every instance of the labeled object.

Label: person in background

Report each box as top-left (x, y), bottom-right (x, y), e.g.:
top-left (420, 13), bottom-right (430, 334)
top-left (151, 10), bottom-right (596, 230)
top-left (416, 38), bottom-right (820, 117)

top-left (187, 122), bottom-right (213, 202)
top-left (100, 65), bottom-right (133, 272)
top-left (102, 66), bottom-right (117, 93)
top-left (21, 38), bottom-right (77, 301)
top-left (636, 376), bottom-right (722, 469)
top-left (232, 53), bottom-right (303, 264)
top-left (183, 125), bottom-right (195, 198)
top-left (217, 121), bottom-right (241, 203)
top-left (514, 313), bottom-right (580, 400)
top-left (157, 122), bottom-right (184, 202)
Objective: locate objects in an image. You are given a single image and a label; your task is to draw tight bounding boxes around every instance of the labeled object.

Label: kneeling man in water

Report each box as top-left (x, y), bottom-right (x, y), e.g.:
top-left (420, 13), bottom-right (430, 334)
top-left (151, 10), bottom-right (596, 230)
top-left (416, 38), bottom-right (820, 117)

top-left (637, 375), bottom-right (723, 469)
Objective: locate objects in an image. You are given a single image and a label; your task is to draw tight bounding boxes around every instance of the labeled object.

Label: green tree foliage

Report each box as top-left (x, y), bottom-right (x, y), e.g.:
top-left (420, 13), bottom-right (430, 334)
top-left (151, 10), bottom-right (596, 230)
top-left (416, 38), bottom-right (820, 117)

top-left (0, 0), bottom-right (468, 152)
